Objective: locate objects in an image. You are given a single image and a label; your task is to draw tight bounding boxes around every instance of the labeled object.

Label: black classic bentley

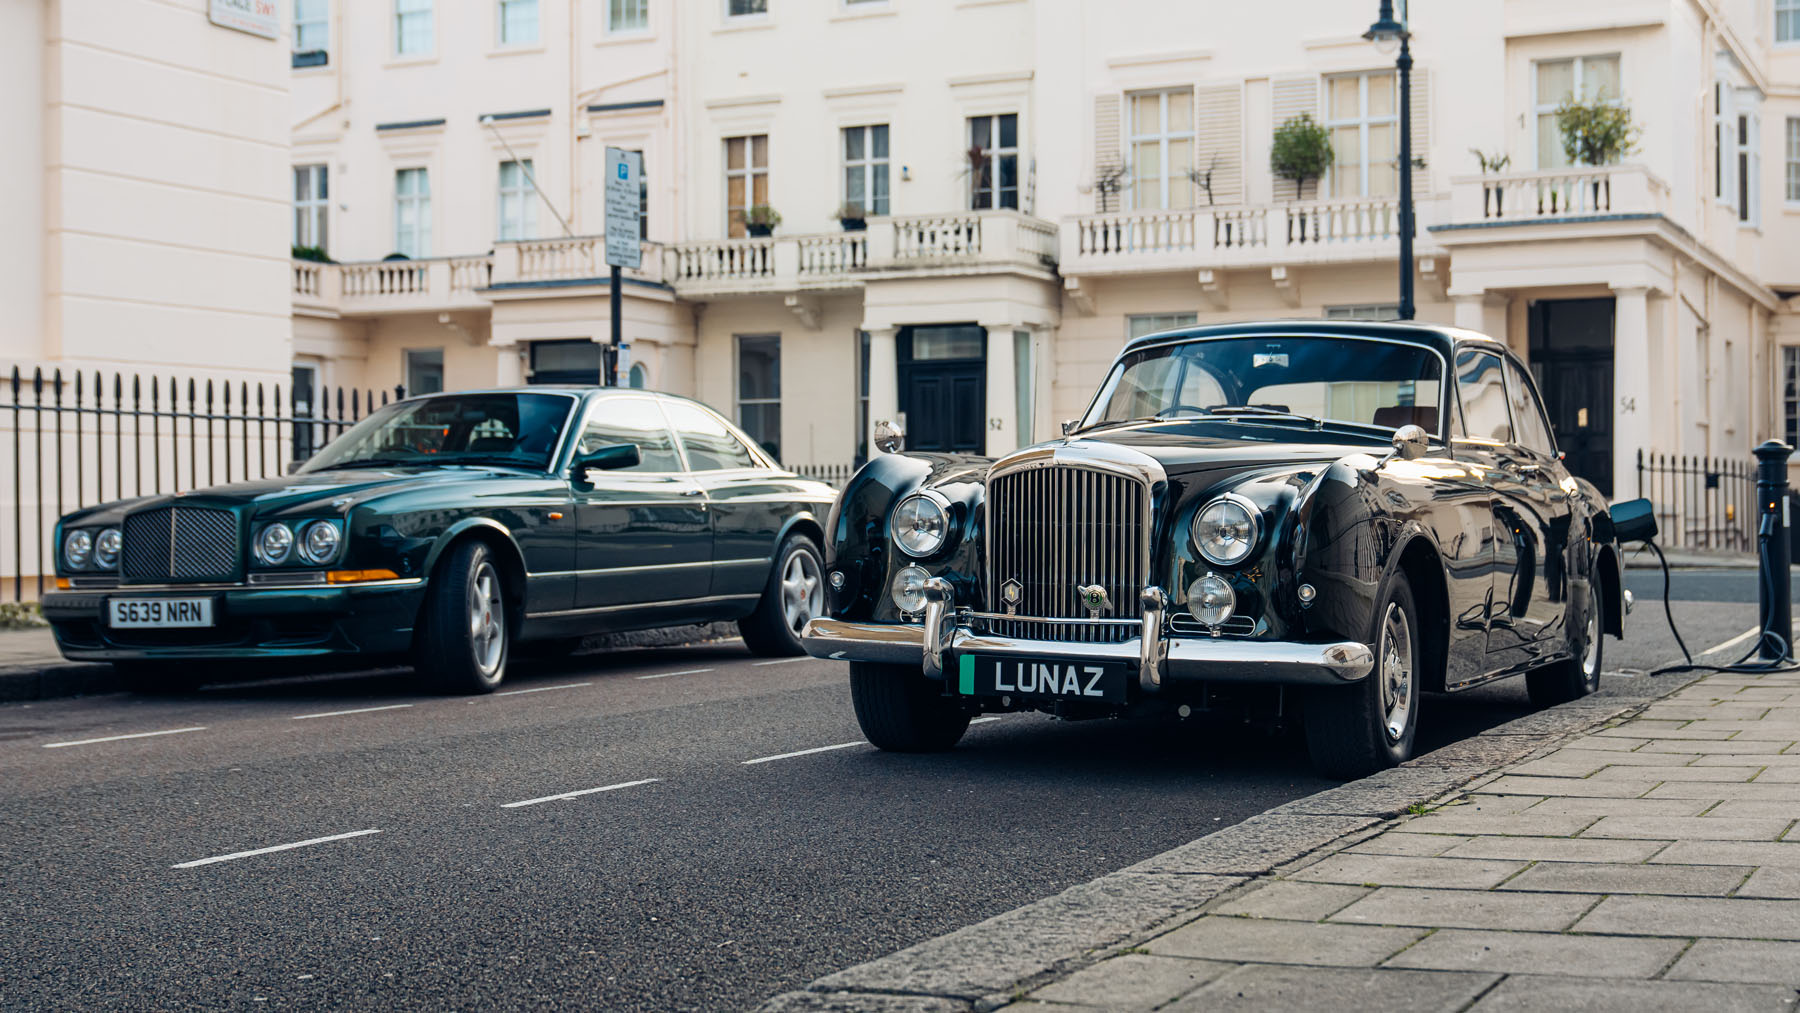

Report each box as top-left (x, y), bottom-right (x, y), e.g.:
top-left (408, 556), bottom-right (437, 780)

top-left (805, 321), bottom-right (1630, 777)
top-left (44, 388), bottom-right (836, 693)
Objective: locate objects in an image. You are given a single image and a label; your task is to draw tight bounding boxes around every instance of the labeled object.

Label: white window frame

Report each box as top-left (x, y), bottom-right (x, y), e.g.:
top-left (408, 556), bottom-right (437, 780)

top-left (1784, 346), bottom-right (1800, 448)
top-left (1786, 118), bottom-right (1800, 205)
top-left (293, 164), bottom-right (329, 252)
top-left (1324, 304), bottom-right (1402, 321)
top-left (394, 167), bottom-right (431, 258)
top-left (842, 124), bottom-right (890, 216)
top-left (1325, 70), bottom-right (1399, 198)
top-left (1126, 88), bottom-right (1195, 211)
top-left (405, 348), bottom-right (445, 396)
top-left (497, 0), bottom-right (539, 46)
top-left (294, 0), bottom-right (329, 59)
top-left (725, 0), bottom-right (769, 21)
top-left (724, 135), bottom-right (769, 237)
top-left (394, 0), bottom-right (434, 56)
top-left (1735, 96), bottom-right (1761, 227)
top-left (1780, 0), bottom-right (1800, 44)
top-left (734, 335), bottom-right (782, 461)
top-left (1532, 54), bottom-right (1621, 170)
top-left (1126, 313), bottom-right (1198, 341)
top-left (968, 113), bottom-right (1020, 210)
top-left (607, 0), bottom-right (649, 35)
top-left (497, 159), bottom-right (537, 241)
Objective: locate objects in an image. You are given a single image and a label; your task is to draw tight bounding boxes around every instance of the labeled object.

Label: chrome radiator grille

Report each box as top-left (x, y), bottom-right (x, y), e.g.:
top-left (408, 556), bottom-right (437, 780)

top-left (122, 507), bottom-right (239, 582)
top-left (985, 464), bottom-right (1149, 644)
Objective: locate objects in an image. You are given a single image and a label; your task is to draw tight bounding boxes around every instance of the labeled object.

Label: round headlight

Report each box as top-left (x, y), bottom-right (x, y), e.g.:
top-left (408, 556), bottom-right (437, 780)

top-left (892, 492), bottom-right (951, 557)
top-left (63, 529), bottom-right (93, 570)
top-left (890, 564), bottom-right (930, 614)
top-left (298, 521), bottom-right (341, 564)
top-left (94, 528), bottom-right (122, 569)
top-left (256, 523), bottom-right (294, 565)
top-left (1192, 495), bottom-right (1262, 566)
top-left (1188, 573), bottom-right (1237, 627)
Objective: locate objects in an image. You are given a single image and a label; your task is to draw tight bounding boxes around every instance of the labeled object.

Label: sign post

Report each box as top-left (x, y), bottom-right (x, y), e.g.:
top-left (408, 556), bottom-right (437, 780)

top-left (603, 147), bottom-right (643, 387)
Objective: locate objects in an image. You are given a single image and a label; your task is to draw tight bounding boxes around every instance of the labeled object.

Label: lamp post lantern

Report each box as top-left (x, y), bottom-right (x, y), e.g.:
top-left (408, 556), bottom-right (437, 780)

top-left (1365, 0), bottom-right (1414, 321)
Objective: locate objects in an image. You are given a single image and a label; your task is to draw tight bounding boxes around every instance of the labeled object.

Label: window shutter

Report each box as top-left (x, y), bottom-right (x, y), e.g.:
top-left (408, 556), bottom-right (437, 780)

top-left (1409, 66), bottom-right (1431, 197)
top-left (1094, 93), bottom-right (1122, 213)
top-left (1195, 83), bottom-right (1243, 207)
top-left (1270, 76), bottom-right (1319, 202)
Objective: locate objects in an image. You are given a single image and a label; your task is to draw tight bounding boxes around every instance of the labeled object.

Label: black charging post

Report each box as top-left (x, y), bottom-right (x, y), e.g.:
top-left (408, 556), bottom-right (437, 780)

top-left (1755, 440), bottom-right (1794, 661)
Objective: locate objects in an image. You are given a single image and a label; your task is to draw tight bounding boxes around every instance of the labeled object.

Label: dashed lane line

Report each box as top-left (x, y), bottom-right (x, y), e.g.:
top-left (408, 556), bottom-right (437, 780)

top-left (501, 778), bottom-right (662, 809)
top-left (742, 741), bottom-right (865, 765)
top-left (172, 829), bottom-right (382, 869)
top-left (751, 657), bottom-right (815, 667)
top-left (969, 716), bottom-right (1003, 725)
top-left (290, 704), bottom-right (415, 721)
top-left (43, 727), bottom-right (208, 749)
top-left (495, 682), bottom-right (594, 696)
top-left (637, 668), bottom-right (713, 680)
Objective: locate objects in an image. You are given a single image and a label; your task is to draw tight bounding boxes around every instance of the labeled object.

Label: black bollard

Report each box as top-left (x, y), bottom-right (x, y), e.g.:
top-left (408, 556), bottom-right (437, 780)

top-left (1754, 440), bottom-right (1794, 660)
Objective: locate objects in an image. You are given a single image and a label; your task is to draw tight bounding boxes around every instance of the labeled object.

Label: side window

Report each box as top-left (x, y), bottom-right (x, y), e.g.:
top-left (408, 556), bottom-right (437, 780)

top-left (577, 397), bottom-right (682, 472)
top-left (1454, 349), bottom-right (1513, 444)
top-left (1504, 359), bottom-right (1557, 456)
top-left (662, 400), bottom-right (760, 471)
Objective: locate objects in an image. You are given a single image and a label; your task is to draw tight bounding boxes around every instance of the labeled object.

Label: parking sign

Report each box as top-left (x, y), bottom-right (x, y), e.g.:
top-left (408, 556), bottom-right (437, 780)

top-left (604, 147), bottom-right (642, 269)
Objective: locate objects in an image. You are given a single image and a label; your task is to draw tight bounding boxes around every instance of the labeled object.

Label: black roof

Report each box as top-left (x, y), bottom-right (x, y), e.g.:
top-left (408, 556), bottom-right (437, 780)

top-left (1121, 319), bottom-right (1503, 356)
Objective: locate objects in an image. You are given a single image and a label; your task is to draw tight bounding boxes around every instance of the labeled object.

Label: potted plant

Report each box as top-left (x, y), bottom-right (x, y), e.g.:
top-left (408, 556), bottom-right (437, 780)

top-left (291, 244), bottom-right (333, 263)
top-left (1554, 93), bottom-right (1639, 210)
top-left (1470, 149), bottom-right (1511, 217)
top-left (1270, 113), bottom-right (1332, 201)
top-left (836, 202), bottom-right (867, 231)
top-left (742, 204), bottom-right (782, 237)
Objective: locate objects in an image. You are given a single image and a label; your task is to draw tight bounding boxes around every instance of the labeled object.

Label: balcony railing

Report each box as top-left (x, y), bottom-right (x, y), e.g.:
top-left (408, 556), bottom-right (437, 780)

top-left (1447, 164), bottom-right (1670, 224)
top-left (1061, 197), bottom-right (1421, 275)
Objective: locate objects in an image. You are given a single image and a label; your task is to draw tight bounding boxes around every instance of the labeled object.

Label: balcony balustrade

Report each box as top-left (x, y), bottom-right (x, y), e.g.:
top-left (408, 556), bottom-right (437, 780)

top-left (1061, 196), bottom-right (1426, 277)
top-left (1446, 164), bottom-right (1669, 224)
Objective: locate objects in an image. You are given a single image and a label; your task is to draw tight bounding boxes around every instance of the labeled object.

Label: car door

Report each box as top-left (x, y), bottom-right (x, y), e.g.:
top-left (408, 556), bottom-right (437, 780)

top-left (1450, 346), bottom-right (1524, 657)
top-left (659, 398), bottom-right (783, 602)
top-left (570, 396), bottom-right (711, 611)
top-left (1499, 355), bottom-right (1574, 655)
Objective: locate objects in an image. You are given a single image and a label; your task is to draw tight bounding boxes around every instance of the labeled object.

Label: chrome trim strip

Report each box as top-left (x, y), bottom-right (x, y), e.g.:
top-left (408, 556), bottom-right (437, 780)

top-left (95, 577), bottom-right (426, 593)
top-left (526, 593), bottom-right (759, 619)
top-left (921, 577), bottom-right (953, 679)
top-left (528, 557), bottom-right (769, 579)
top-left (1139, 586), bottom-right (1167, 692)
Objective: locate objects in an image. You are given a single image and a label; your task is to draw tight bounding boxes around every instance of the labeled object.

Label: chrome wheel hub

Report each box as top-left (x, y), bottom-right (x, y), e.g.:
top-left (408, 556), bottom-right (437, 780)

top-left (468, 562), bottom-right (504, 676)
top-left (780, 549), bottom-right (823, 636)
top-left (1580, 602), bottom-right (1601, 681)
top-left (1379, 602), bottom-right (1414, 742)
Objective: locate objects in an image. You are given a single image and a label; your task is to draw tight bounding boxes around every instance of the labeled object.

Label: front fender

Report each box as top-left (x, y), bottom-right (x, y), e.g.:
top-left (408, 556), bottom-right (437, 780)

top-left (825, 452), bottom-right (990, 620)
top-left (420, 516), bottom-right (525, 581)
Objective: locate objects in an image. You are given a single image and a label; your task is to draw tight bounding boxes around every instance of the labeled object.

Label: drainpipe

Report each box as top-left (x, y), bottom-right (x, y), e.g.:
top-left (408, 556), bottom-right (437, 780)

top-left (569, 0), bottom-right (581, 233)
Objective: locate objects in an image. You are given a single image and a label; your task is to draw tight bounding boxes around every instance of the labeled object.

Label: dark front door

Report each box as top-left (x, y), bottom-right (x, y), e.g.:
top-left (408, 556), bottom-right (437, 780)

top-left (899, 325), bottom-right (985, 453)
top-left (1528, 298), bottom-right (1613, 497)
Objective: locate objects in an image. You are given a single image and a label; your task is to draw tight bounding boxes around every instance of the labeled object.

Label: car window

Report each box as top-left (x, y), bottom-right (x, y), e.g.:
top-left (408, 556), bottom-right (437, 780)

top-left (661, 400), bottom-right (761, 471)
top-left (1453, 349), bottom-right (1512, 444)
top-left (576, 397), bottom-right (682, 472)
top-left (300, 392), bottom-right (573, 472)
top-left (1504, 358), bottom-right (1557, 457)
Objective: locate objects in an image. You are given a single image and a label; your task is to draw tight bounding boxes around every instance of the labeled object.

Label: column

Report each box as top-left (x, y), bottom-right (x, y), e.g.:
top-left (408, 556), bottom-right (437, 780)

top-left (865, 326), bottom-right (899, 455)
top-left (984, 324), bottom-right (1018, 457)
top-left (1612, 285), bottom-right (1651, 502)
top-left (1451, 290), bottom-right (1507, 339)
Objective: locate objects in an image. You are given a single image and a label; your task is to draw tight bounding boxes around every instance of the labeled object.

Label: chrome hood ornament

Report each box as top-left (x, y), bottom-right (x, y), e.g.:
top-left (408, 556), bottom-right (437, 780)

top-left (1078, 584), bottom-right (1112, 618)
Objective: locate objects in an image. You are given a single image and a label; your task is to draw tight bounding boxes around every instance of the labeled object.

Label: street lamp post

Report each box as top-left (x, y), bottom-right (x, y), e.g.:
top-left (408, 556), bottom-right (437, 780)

top-left (1365, 0), bottom-right (1414, 321)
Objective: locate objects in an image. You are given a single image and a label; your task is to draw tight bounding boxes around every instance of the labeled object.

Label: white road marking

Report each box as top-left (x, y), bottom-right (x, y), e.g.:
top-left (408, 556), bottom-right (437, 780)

top-left (501, 778), bottom-right (661, 809)
top-left (742, 741), bottom-right (865, 765)
top-left (290, 704), bottom-right (414, 721)
top-left (969, 716), bottom-right (1004, 725)
top-left (496, 682), bottom-right (593, 696)
top-left (43, 726), bottom-right (207, 749)
top-left (637, 668), bottom-right (712, 680)
top-left (1699, 624), bottom-right (1800, 658)
top-left (172, 829), bottom-right (381, 869)
top-left (752, 656), bottom-right (814, 667)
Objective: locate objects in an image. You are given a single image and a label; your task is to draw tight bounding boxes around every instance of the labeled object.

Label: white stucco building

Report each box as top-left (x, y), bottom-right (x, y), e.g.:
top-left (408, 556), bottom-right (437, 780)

top-left (271, 0), bottom-right (1800, 501)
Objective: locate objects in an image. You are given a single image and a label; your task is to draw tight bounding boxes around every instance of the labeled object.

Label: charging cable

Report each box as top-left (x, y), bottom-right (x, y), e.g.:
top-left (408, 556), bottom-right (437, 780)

top-left (1644, 526), bottom-right (1798, 676)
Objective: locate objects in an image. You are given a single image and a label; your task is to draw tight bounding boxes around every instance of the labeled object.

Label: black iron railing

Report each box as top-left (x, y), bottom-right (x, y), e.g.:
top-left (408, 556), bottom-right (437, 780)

top-left (3, 366), bottom-right (402, 600)
top-left (1637, 449), bottom-right (1756, 554)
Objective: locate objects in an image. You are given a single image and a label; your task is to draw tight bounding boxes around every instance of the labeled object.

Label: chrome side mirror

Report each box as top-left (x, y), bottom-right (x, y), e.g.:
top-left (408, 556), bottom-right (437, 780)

top-left (1061, 419), bottom-right (1081, 437)
top-left (1391, 424), bottom-right (1430, 461)
top-left (872, 419), bottom-right (904, 454)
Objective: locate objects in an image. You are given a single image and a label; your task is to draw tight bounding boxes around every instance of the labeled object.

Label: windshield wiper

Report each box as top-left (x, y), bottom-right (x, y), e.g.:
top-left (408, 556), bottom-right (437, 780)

top-left (436, 456), bottom-right (542, 470)
top-left (1200, 404), bottom-right (1324, 427)
top-left (307, 457), bottom-right (421, 471)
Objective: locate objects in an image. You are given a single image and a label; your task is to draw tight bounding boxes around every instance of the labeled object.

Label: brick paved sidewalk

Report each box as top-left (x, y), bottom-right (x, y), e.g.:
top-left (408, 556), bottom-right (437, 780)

top-left (1007, 670), bottom-right (1800, 1012)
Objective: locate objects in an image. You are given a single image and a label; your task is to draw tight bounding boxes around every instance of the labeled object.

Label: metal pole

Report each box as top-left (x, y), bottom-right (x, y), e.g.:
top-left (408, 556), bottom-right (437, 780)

top-left (1755, 440), bottom-right (1793, 660)
top-left (608, 264), bottom-right (623, 387)
top-left (1397, 34), bottom-right (1415, 321)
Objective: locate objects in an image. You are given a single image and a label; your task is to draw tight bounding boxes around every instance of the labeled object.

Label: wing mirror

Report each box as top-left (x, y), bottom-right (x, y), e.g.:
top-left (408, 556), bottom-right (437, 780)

top-left (572, 443), bottom-right (641, 478)
top-left (872, 419), bottom-right (905, 454)
top-left (1609, 497), bottom-right (1659, 544)
top-left (1390, 424), bottom-right (1430, 461)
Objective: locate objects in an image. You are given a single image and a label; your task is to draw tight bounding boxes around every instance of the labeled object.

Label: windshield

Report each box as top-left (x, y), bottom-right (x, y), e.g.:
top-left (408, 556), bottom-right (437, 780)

top-left (299, 392), bottom-right (576, 473)
top-left (1081, 336), bottom-right (1445, 435)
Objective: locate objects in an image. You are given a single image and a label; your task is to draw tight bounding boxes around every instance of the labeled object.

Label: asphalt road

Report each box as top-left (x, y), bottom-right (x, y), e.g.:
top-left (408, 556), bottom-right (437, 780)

top-left (0, 571), bottom-right (1763, 1011)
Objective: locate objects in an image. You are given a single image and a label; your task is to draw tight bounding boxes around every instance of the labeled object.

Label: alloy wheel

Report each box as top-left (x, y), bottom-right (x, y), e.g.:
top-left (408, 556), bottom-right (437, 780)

top-left (1379, 602), bottom-right (1414, 743)
top-left (468, 561), bottom-right (505, 676)
top-left (1580, 601), bottom-right (1601, 683)
top-left (780, 548), bottom-right (824, 636)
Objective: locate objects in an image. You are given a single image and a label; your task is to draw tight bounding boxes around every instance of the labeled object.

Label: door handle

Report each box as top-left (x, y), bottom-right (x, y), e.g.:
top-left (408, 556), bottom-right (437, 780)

top-left (682, 488), bottom-right (705, 497)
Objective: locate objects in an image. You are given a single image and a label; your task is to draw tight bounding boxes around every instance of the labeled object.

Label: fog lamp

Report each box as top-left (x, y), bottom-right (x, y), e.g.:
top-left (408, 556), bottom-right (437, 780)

top-left (890, 565), bottom-right (930, 614)
top-left (1187, 573), bottom-right (1236, 627)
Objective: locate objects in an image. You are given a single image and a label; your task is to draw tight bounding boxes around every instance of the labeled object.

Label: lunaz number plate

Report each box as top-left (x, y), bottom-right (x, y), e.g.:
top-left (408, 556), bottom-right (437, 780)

top-left (958, 655), bottom-right (1128, 704)
top-left (108, 598), bottom-right (215, 628)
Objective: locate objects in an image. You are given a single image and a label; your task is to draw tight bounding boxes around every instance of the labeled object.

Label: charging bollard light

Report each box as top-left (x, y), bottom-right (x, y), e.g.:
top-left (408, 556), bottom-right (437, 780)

top-left (1755, 440), bottom-right (1795, 661)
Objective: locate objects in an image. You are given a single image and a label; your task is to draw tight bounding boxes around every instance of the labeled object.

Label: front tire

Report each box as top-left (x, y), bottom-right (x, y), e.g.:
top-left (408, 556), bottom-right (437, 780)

top-left (738, 534), bottom-right (824, 657)
top-left (849, 661), bottom-right (970, 752)
top-left (1527, 590), bottom-right (1603, 707)
top-left (413, 540), bottom-right (509, 694)
top-left (1304, 579), bottom-right (1422, 779)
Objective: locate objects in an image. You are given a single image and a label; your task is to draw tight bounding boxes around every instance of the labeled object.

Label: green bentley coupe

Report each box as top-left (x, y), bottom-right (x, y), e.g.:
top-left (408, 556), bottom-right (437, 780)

top-left (43, 388), bottom-right (836, 693)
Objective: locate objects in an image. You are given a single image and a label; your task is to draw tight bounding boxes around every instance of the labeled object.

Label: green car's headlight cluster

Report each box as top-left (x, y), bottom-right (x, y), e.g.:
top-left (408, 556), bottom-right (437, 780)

top-left (253, 520), bottom-right (343, 567)
top-left (62, 527), bottom-right (121, 571)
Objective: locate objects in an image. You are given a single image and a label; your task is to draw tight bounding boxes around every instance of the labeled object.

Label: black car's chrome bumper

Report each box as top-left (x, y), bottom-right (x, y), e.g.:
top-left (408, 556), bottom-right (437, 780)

top-left (801, 580), bottom-right (1373, 690)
